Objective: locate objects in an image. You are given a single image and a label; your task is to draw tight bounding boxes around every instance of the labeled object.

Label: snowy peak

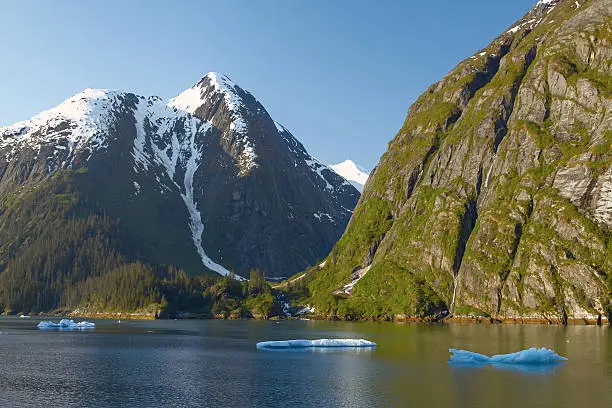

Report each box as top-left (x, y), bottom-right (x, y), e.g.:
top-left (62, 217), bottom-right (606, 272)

top-left (330, 160), bottom-right (369, 192)
top-left (0, 88), bottom-right (132, 170)
top-left (169, 72), bottom-right (248, 133)
top-left (1, 88), bottom-right (119, 146)
top-left (169, 72), bottom-right (257, 176)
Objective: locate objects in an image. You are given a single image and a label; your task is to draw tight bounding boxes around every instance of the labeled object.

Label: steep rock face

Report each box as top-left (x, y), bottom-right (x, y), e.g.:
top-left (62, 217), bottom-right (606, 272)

top-left (169, 73), bottom-right (359, 276)
top-left (307, 0), bottom-right (611, 321)
top-left (0, 74), bottom-right (359, 290)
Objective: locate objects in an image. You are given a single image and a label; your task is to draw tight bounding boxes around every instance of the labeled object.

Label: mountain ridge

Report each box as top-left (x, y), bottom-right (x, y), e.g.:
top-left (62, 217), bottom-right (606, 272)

top-left (0, 71), bottom-right (361, 311)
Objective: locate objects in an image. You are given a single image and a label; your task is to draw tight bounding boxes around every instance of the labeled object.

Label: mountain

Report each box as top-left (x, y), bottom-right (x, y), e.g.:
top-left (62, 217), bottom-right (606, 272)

top-left (164, 73), bottom-right (360, 275)
top-left (0, 73), bottom-right (360, 311)
top-left (330, 160), bottom-right (370, 192)
top-left (305, 0), bottom-right (611, 323)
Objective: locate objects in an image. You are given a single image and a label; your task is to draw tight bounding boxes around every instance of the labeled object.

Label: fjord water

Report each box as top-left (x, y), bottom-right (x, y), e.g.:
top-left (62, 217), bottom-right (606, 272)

top-left (0, 318), bottom-right (610, 408)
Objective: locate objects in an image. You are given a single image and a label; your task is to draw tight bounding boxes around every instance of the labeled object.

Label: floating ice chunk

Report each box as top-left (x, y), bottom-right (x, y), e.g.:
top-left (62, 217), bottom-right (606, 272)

top-left (37, 319), bottom-right (96, 330)
top-left (257, 338), bottom-right (376, 349)
top-left (449, 347), bottom-right (567, 366)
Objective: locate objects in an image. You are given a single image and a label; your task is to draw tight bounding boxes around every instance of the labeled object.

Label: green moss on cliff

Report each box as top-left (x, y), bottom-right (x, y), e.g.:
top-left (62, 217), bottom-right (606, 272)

top-left (308, 198), bottom-right (392, 304)
top-left (305, 0), bottom-right (611, 321)
top-left (343, 260), bottom-right (446, 318)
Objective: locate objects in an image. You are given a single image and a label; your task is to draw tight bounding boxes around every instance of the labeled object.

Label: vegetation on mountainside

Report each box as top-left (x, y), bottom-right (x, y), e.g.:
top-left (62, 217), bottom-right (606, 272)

top-left (0, 170), bottom-right (281, 318)
top-left (304, 0), bottom-right (612, 320)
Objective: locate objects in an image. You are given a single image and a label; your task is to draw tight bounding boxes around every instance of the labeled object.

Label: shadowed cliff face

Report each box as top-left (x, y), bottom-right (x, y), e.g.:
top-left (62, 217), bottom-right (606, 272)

top-left (308, 0), bottom-right (611, 321)
top-left (169, 73), bottom-right (360, 277)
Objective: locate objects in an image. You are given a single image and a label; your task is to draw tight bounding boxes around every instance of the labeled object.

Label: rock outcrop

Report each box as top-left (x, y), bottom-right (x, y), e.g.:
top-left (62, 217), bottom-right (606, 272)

top-left (307, 0), bottom-right (611, 322)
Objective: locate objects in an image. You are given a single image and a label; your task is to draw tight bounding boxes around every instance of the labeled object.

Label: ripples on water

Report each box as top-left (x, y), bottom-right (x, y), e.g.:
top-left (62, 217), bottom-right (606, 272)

top-left (0, 318), bottom-right (610, 408)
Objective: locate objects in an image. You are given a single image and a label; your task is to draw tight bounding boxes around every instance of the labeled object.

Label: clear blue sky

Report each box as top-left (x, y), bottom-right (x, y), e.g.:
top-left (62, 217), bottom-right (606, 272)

top-left (0, 0), bottom-right (537, 170)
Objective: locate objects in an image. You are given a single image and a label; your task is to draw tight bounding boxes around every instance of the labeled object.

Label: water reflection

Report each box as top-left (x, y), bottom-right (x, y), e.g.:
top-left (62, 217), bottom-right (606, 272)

top-left (0, 318), bottom-right (611, 408)
top-left (257, 346), bottom-right (376, 354)
top-left (36, 326), bottom-right (94, 331)
top-left (449, 361), bottom-right (567, 375)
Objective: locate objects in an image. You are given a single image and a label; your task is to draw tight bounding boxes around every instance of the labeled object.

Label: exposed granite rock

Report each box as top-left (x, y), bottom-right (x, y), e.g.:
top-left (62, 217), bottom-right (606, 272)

top-left (307, 0), bottom-right (611, 321)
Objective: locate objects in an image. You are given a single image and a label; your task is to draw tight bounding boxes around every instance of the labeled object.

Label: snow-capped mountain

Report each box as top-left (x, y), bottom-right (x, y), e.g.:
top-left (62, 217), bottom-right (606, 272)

top-left (0, 72), bottom-right (360, 279)
top-left (330, 160), bottom-right (369, 192)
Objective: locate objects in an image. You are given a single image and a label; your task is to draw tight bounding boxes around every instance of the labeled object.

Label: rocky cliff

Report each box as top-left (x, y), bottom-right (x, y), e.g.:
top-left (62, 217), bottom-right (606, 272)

top-left (306, 0), bottom-right (611, 323)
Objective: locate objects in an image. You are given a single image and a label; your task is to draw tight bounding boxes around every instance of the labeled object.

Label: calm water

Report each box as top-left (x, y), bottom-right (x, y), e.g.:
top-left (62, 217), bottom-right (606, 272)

top-left (0, 317), bottom-right (611, 408)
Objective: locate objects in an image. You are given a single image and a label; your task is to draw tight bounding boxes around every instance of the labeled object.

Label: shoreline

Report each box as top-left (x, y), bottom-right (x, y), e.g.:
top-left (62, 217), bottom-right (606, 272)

top-left (52, 313), bottom-right (612, 326)
top-left (306, 314), bottom-right (609, 326)
top-left (6, 310), bottom-right (609, 326)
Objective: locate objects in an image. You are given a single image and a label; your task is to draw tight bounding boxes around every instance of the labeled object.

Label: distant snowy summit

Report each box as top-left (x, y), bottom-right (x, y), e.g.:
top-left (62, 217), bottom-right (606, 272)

top-left (330, 160), bottom-right (369, 192)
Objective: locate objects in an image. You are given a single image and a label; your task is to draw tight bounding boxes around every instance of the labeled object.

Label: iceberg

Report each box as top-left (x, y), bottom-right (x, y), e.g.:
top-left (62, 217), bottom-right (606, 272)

top-left (257, 338), bottom-right (376, 349)
top-left (449, 347), bottom-right (567, 366)
top-left (37, 319), bottom-right (96, 330)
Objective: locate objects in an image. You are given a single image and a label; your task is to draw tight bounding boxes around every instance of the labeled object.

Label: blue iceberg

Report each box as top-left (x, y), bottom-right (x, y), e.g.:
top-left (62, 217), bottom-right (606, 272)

top-left (449, 347), bottom-right (567, 367)
top-left (37, 319), bottom-right (96, 330)
top-left (257, 338), bottom-right (376, 349)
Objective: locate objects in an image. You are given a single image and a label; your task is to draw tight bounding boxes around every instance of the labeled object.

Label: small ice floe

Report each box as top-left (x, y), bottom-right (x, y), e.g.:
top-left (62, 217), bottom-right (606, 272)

top-left (37, 319), bottom-right (96, 330)
top-left (256, 339), bottom-right (376, 350)
top-left (449, 347), bottom-right (567, 373)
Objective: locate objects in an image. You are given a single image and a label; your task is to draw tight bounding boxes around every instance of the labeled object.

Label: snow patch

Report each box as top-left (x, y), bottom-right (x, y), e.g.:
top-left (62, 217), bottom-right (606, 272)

top-left (288, 273), bottom-right (307, 284)
top-left (536, 0), bottom-right (558, 6)
top-left (132, 104), bottom-right (150, 171)
top-left (333, 265), bottom-right (371, 296)
top-left (179, 120), bottom-right (236, 279)
top-left (295, 305), bottom-right (315, 315)
top-left (507, 18), bottom-right (539, 34)
top-left (131, 97), bottom-right (239, 279)
top-left (166, 86), bottom-right (203, 114)
top-left (305, 157), bottom-right (343, 192)
top-left (274, 121), bottom-right (287, 133)
top-left (276, 123), bottom-right (307, 157)
top-left (207, 72), bottom-right (248, 135)
top-left (313, 211), bottom-right (335, 223)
